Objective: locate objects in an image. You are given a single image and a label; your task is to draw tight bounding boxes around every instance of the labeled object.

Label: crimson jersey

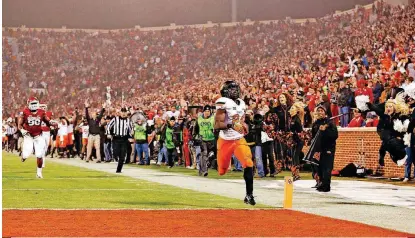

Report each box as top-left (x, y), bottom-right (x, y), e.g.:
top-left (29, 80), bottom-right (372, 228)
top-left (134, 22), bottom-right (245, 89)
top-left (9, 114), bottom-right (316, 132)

top-left (41, 111), bottom-right (53, 132)
top-left (22, 108), bottom-right (49, 137)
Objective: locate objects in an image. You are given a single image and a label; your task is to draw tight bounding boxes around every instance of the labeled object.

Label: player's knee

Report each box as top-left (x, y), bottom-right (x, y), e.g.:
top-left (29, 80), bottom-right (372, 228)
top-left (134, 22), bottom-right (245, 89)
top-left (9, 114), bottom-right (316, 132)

top-left (244, 159), bottom-right (254, 168)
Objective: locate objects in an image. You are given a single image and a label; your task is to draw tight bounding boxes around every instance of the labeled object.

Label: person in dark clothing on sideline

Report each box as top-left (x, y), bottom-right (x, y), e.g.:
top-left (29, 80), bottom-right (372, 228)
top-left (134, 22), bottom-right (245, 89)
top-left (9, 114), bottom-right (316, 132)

top-left (311, 105), bottom-right (338, 192)
top-left (106, 108), bottom-right (133, 173)
top-left (84, 100), bottom-right (106, 163)
top-left (245, 111), bottom-right (265, 178)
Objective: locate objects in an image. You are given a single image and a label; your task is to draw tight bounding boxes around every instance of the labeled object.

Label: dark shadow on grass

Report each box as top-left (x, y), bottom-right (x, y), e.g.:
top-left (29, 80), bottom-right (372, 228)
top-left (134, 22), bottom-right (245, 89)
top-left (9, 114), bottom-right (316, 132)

top-left (327, 201), bottom-right (377, 206)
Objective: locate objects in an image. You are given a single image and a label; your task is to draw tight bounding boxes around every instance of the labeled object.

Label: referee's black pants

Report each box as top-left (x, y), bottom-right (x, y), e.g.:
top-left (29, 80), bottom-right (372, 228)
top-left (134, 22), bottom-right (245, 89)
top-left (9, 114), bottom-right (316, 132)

top-left (113, 137), bottom-right (128, 172)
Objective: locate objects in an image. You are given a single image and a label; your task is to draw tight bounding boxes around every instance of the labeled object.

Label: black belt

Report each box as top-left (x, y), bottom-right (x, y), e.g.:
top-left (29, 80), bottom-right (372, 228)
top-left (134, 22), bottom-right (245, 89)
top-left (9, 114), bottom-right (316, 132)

top-left (90, 133), bottom-right (100, 136)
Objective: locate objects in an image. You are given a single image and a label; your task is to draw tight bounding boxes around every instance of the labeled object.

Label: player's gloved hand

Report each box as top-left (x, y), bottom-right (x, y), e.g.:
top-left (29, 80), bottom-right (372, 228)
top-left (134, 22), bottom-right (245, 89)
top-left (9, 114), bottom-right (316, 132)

top-left (20, 129), bottom-right (28, 137)
top-left (232, 121), bottom-right (245, 134)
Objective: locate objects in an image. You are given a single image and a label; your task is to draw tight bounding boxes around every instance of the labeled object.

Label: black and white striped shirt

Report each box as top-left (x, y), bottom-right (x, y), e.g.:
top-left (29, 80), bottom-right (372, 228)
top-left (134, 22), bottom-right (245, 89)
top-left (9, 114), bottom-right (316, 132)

top-left (106, 116), bottom-right (133, 138)
top-left (6, 126), bottom-right (16, 135)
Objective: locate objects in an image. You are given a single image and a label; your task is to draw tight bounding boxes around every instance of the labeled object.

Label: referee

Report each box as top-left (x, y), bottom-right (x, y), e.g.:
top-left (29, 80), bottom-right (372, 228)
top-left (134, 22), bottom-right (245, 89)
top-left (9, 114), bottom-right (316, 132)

top-left (106, 108), bottom-right (133, 173)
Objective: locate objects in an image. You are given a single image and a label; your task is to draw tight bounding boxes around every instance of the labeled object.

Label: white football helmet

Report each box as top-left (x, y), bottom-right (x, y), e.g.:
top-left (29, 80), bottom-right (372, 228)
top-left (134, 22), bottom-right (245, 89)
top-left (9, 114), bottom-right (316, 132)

top-left (27, 96), bottom-right (40, 112)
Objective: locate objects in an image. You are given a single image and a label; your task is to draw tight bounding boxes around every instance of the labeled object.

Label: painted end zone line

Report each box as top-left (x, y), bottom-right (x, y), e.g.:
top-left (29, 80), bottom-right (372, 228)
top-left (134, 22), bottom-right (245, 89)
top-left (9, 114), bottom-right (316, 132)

top-left (2, 207), bottom-right (278, 211)
top-left (3, 188), bottom-right (171, 191)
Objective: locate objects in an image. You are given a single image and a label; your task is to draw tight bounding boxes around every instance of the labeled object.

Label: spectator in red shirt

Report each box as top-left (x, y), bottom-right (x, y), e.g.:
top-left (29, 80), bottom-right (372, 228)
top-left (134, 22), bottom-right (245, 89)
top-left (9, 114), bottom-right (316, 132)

top-left (348, 109), bottom-right (365, 127)
top-left (354, 79), bottom-right (374, 103)
top-left (365, 112), bottom-right (379, 127)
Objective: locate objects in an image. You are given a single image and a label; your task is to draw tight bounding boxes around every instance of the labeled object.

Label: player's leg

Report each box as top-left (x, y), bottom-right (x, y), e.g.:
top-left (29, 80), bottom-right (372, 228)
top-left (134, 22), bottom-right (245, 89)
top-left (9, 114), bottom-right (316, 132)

top-left (216, 138), bottom-right (235, 175)
top-left (234, 138), bottom-right (255, 205)
top-left (34, 136), bottom-right (46, 178)
top-left (22, 136), bottom-right (34, 162)
top-left (42, 132), bottom-right (50, 168)
top-left (85, 135), bottom-right (94, 162)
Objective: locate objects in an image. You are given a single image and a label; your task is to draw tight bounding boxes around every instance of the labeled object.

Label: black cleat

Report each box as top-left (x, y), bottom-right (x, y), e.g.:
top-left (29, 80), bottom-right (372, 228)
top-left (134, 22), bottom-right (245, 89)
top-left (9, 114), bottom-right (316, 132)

top-left (21, 157), bottom-right (26, 162)
top-left (317, 186), bottom-right (330, 192)
top-left (244, 194), bottom-right (256, 206)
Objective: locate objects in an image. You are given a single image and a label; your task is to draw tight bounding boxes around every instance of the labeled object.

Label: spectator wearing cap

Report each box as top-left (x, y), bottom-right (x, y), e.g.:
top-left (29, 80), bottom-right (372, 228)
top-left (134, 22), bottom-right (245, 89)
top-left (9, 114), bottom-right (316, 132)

top-left (106, 107), bottom-right (133, 173)
top-left (348, 109), bottom-right (365, 127)
top-left (133, 117), bottom-right (151, 165)
top-left (192, 105), bottom-right (215, 176)
top-left (159, 116), bottom-right (181, 168)
top-left (365, 112), bottom-right (379, 127)
top-left (84, 100), bottom-right (106, 163)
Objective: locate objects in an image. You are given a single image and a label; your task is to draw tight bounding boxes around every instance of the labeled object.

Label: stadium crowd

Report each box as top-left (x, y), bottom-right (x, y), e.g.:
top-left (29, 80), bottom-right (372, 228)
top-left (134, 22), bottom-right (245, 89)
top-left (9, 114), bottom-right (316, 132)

top-left (2, 0), bottom-right (415, 181)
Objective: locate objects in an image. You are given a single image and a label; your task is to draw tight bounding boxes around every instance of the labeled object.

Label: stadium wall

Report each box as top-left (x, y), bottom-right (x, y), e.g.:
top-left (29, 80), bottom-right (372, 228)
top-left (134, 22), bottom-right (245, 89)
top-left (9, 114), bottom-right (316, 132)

top-left (3, 2), bottom-right (376, 33)
top-left (333, 128), bottom-right (404, 178)
top-left (3, 0), bottom-right (375, 29)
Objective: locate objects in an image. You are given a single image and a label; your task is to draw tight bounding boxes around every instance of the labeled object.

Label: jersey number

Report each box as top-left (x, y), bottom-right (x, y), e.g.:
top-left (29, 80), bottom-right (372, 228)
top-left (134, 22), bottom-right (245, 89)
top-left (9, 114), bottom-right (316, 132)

top-left (28, 118), bottom-right (41, 126)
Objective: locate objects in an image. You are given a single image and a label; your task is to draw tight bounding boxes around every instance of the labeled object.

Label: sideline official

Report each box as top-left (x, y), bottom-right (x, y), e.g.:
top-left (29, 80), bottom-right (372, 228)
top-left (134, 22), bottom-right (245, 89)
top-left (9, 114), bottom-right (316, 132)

top-left (106, 108), bottom-right (133, 173)
top-left (311, 105), bottom-right (338, 192)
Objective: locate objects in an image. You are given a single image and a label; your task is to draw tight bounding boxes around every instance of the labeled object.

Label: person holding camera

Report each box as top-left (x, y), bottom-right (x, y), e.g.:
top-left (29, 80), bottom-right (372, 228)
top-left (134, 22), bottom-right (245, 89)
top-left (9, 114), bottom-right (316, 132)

top-left (192, 105), bottom-right (215, 176)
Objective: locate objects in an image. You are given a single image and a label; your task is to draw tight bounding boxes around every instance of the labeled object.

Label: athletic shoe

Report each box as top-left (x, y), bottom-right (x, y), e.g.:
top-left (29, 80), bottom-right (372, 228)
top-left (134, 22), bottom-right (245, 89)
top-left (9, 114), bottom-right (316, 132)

top-left (244, 194), bottom-right (256, 206)
top-left (186, 166), bottom-right (192, 169)
top-left (403, 178), bottom-right (410, 182)
top-left (397, 156), bottom-right (407, 167)
top-left (311, 182), bottom-right (321, 188)
top-left (204, 172), bottom-right (208, 177)
top-left (21, 157), bottom-right (26, 162)
top-left (317, 187), bottom-right (330, 192)
top-left (36, 173), bottom-right (43, 179)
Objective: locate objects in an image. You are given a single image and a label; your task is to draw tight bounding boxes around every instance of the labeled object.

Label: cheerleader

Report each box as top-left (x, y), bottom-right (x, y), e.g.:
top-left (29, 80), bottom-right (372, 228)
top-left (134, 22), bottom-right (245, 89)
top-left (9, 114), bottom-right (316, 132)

top-left (362, 94), bottom-right (408, 166)
top-left (269, 92), bottom-right (293, 173)
top-left (288, 102), bottom-right (305, 181)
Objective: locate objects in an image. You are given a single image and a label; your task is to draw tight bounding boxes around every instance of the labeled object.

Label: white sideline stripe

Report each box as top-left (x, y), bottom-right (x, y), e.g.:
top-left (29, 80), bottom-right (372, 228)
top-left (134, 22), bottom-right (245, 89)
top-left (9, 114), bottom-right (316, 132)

top-left (3, 188), bottom-right (202, 191)
top-left (3, 208), bottom-right (275, 211)
top-left (3, 177), bottom-right (121, 180)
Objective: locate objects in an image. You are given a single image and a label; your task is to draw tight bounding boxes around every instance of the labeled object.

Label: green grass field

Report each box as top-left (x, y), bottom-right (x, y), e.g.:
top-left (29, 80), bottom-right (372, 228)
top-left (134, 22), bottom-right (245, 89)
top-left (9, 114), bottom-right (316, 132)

top-left (2, 152), bottom-right (270, 209)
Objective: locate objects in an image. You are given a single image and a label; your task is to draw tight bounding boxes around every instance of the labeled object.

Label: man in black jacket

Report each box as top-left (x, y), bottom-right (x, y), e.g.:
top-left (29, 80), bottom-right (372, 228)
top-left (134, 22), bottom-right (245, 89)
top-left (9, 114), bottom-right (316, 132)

top-left (311, 105), bottom-right (338, 192)
top-left (245, 111), bottom-right (265, 178)
top-left (84, 100), bottom-right (106, 163)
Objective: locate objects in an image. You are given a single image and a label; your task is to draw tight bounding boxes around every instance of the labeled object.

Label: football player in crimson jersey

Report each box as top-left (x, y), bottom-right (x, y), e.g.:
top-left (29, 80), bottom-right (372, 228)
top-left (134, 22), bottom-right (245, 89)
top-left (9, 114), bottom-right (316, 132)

top-left (18, 97), bottom-right (51, 178)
